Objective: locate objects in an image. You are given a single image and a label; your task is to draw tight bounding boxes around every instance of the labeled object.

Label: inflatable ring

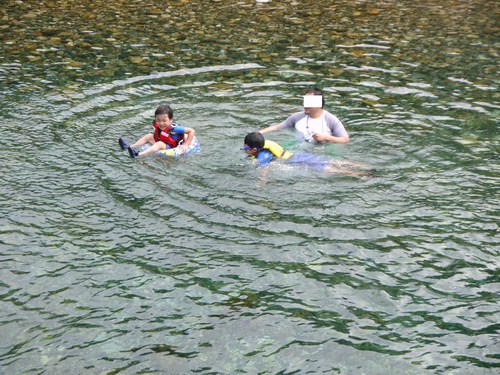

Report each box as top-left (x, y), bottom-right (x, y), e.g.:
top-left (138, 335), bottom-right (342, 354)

top-left (156, 136), bottom-right (200, 158)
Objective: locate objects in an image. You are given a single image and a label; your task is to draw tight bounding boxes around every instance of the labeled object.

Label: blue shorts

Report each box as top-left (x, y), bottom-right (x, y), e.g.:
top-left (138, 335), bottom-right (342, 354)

top-left (287, 152), bottom-right (330, 170)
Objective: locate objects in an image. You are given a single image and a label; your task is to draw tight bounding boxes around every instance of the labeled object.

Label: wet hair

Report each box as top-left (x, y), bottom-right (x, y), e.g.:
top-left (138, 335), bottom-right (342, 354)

top-left (155, 104), bottom-right (174, 119)
top-left (244, 132), bottom-right (265, 149)
top-left (304, 87), bottom-right (325, 107)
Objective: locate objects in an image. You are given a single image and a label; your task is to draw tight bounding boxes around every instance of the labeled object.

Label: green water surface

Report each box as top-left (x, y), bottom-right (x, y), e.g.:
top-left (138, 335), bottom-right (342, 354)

top-left (0, 1), bottom-right (498, 374)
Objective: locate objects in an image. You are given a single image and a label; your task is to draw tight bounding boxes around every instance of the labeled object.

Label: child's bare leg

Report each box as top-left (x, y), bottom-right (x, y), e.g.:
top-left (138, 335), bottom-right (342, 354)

top-left (138, 141), bottom-right (166, 156)
top-left (332, 160), bottom-right (370, 169)
top-left (324, 165), bottom-right (370, 177)
top-left (131, 134), bottom-right (155, 147)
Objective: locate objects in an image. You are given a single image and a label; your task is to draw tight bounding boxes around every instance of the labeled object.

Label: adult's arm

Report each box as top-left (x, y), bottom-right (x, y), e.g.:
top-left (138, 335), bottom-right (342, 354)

top-left (312, 133), bottom-right (349, 143)
top-left (259, 112), bottom-right (304, 134)
top-left (259, 124), bottom-right (281, 134)
top-left (313, 112), bottom-right (350, 143)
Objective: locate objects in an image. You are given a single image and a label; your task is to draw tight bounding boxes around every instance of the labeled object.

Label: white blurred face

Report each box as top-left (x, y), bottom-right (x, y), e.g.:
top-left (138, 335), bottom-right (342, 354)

top-left (303, 94), bottom-right (323, 116)
top-left (303, 95), bottom-right (322, 108)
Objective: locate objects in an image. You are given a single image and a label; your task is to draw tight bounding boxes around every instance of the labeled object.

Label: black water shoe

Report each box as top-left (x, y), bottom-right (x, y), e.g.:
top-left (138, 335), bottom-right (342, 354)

top-left (128, 146), bottom-right (138, 158)
top-left (118, 137), bottom-right (128, 150)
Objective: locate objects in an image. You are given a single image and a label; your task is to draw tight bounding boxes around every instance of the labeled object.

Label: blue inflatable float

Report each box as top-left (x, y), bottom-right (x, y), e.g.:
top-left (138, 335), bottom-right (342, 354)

top-left (156, 136), bottom-right (201, 157)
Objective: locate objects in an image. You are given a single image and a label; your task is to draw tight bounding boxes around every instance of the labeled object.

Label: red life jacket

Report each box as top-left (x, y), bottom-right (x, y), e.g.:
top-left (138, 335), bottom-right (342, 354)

top-left (153, 122), bottom-right (185, 149)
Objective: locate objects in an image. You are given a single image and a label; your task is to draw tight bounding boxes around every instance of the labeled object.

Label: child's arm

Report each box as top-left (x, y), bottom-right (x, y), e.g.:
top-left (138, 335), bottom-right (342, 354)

top-left (180, 127), bottom-right (195, 150)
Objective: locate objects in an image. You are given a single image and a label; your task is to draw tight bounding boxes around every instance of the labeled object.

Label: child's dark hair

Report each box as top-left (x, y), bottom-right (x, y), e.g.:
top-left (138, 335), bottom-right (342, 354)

top-left (155, 104), bottom-right (174, 119)
top-left (244, 132), bottom-right (265, 149)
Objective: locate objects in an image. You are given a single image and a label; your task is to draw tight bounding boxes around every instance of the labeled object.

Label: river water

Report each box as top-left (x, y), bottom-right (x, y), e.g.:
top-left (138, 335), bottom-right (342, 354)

top-left (0, 0), bottom-right (498, 374)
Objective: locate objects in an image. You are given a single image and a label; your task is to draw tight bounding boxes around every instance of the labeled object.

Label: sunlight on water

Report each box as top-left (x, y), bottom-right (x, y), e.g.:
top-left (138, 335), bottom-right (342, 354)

top-left (0, 0), bottom-right (498, 374)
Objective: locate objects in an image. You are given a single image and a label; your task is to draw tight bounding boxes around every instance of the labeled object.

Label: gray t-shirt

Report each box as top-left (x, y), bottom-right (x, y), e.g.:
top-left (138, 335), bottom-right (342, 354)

top-left (278, 111), bottom-right (348, 142)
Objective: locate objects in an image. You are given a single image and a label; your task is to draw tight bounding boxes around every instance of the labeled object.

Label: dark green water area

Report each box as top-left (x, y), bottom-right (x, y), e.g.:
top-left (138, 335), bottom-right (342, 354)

top-left (0, 0), bottom-right (498, 374)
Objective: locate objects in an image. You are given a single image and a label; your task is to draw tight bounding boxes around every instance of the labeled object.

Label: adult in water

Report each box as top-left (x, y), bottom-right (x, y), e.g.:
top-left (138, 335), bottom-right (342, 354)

top-left (259, 88), bottom-right (349, 144)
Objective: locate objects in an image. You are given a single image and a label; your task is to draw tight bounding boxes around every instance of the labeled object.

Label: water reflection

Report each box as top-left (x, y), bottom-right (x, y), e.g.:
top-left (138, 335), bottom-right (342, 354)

top-left (1, 0), bottom-right (498, 95)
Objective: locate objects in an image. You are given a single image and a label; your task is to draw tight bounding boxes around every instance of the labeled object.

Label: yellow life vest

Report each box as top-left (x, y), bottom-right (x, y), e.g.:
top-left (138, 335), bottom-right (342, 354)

top-left (263, 140), bottom-right (293, 160)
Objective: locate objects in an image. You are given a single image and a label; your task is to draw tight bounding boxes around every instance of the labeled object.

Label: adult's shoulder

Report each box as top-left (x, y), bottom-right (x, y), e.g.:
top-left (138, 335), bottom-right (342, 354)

top-left (324, 110), bottom-right (345, 126)
top-left (323, 110), bottom-right (348, 135)
top-left (289, 111), bottom-right (307, 121)
top-left (280, 111), bottom-right (307, 127)
top-left (324, 110), bottom-right (341, 121)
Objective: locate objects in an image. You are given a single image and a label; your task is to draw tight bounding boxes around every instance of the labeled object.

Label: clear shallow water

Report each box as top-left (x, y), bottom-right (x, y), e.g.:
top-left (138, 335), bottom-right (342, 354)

top-left (1, 0), bottom-right (499, 374)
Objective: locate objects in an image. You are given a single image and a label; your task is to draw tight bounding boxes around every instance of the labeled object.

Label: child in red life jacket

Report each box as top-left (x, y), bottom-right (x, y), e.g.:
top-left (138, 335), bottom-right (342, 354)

top-left (119, 104), bottom-right (196, 158)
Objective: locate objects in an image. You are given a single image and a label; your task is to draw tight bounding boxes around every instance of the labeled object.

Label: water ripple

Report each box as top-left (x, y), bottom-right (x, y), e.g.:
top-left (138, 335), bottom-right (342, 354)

top-left (1, 1), bottom-right (498, 373)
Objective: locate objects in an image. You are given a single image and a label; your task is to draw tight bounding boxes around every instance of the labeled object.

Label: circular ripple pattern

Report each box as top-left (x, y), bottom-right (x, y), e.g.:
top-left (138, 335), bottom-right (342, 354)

top-left (0, 1), bottom-right (498, 374)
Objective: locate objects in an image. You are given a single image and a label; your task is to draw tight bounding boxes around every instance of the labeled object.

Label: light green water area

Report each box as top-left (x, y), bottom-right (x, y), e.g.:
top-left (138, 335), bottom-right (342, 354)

top-left (1, 0), bottom-right (498, 374)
